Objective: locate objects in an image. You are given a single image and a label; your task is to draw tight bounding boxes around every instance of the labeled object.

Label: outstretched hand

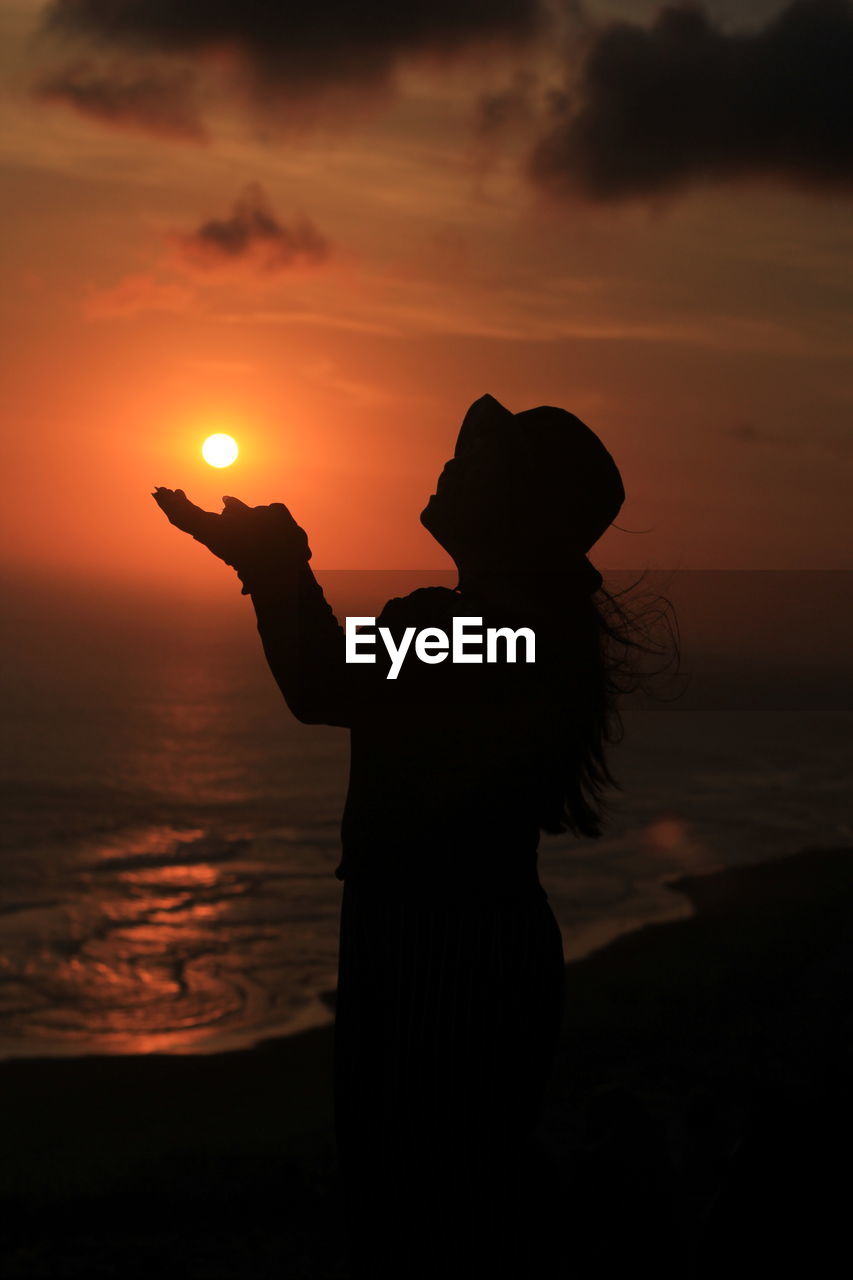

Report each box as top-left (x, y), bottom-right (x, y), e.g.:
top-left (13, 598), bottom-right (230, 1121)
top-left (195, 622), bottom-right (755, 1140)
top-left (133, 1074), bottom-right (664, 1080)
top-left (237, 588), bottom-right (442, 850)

top-left (152, 488), bottom-right (311, 592)
top-left (152, 486), bottom-right (224, 546)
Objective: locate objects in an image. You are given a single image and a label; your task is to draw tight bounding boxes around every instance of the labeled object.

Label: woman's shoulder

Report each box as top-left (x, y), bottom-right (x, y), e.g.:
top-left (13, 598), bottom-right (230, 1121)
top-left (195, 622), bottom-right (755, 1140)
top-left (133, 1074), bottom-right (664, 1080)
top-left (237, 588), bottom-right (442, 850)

top-left (377, 586), bottom-right (551, 637)
top-left (377, 586), bottom-right (460, 628)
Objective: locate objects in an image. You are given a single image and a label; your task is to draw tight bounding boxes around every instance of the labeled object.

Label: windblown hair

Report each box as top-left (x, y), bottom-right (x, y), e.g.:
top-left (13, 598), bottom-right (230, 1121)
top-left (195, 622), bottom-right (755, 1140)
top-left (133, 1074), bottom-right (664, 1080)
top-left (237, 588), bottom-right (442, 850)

top-left (533, 576), bottom-right (679, 839)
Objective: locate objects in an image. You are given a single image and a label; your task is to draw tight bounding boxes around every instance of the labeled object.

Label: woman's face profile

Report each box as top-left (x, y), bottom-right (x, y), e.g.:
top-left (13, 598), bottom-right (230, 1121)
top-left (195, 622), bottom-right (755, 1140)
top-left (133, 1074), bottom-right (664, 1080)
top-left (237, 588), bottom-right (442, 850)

top-left (420, 430), bottom-right (520, 569)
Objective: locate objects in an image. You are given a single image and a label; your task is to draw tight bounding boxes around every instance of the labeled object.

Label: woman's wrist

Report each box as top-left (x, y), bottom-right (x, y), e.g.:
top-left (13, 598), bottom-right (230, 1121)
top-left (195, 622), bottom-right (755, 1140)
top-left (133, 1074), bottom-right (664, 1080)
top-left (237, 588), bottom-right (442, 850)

top-left (238, 553), bottom-right (312, 599)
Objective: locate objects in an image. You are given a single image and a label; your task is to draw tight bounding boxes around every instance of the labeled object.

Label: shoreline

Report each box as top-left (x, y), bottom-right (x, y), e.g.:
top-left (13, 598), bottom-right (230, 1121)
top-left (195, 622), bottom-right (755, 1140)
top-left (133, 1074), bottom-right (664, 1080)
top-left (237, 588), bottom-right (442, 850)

top-left (0, 845), bottom-right (707, 1066)
top-left (0, 858), bottom-right (698, 1066)
top-left (2, 842), bottom-right (850, 1277)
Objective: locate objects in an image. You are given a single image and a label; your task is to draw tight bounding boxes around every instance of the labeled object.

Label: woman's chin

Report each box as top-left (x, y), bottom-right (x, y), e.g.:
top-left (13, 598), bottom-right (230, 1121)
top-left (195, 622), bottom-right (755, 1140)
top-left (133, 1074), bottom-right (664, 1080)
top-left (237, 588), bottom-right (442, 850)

top-left (420, 500), bottom-right (456, 557)
top-left (419, 496), bottom-right (438, 530)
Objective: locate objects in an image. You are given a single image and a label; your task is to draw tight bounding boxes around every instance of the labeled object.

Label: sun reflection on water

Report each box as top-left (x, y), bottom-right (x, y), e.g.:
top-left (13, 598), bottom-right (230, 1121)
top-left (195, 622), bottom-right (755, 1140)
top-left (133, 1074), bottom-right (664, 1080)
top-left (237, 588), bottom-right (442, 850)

top-left (0, 824), bottom-right (340, 1057)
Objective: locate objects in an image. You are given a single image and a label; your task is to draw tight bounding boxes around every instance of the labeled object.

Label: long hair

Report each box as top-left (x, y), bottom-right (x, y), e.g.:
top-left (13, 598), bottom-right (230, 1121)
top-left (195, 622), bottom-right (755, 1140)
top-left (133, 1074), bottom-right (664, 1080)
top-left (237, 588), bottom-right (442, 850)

top-left (532, 575), bottom-right (679, 839)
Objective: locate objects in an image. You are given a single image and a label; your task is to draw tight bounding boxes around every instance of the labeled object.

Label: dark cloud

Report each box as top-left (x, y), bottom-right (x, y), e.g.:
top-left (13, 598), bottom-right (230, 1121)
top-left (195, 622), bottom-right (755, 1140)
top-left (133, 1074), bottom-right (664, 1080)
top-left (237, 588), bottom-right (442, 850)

top-left (174, 184), bottom-right (330, 274)
top-left (478, 71), bottom-right (538, 138)
top-left (42, 1), bottom-right (543, 95)
top-left (528, 1), bottom-right (853, 200)
top-left (38, 61), bottom-right (205, 140)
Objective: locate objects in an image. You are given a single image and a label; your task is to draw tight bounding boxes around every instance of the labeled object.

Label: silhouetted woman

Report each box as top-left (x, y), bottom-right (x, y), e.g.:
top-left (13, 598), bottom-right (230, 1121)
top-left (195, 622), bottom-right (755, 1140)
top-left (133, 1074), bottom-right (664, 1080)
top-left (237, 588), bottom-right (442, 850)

top-left (154, 393), bottom-right (628, 1278)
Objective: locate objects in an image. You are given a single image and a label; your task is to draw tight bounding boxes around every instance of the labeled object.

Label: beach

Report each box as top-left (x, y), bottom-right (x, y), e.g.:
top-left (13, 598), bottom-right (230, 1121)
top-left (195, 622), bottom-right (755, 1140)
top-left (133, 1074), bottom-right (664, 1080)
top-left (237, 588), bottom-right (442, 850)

top-left (2, 842), bottom-right (850, 1278)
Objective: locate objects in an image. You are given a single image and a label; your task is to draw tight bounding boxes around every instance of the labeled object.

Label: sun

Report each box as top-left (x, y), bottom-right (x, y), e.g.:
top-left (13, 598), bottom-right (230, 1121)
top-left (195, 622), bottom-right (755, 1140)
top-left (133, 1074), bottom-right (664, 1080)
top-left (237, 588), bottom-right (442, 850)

top-left (202, 433), bottom-right (239, 468)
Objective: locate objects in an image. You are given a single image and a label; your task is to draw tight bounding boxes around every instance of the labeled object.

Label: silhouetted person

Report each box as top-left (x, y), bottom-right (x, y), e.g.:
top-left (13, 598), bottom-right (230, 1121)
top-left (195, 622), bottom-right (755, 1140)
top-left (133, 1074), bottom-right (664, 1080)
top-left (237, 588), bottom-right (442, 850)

top-left (153, 393), bottom-right (626, 1278)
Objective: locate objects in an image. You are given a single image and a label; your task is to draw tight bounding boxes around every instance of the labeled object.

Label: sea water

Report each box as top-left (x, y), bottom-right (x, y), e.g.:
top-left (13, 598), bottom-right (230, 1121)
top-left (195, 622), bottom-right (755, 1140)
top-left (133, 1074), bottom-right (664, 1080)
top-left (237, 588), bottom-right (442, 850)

top-left (0, 571), bottom-right (850, 1059)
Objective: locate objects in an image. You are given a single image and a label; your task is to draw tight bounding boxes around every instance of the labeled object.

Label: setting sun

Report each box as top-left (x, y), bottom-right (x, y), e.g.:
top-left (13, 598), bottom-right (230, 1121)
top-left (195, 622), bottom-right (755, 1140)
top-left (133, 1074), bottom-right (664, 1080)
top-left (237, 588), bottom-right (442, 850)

top-left (202, 434), bottom-right (239, 468)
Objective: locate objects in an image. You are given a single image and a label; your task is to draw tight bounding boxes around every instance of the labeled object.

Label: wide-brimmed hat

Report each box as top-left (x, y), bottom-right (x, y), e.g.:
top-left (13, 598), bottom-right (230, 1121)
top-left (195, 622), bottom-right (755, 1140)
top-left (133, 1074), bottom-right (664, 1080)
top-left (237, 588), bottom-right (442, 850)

top-left (454, 393), bottom-right (624, 589)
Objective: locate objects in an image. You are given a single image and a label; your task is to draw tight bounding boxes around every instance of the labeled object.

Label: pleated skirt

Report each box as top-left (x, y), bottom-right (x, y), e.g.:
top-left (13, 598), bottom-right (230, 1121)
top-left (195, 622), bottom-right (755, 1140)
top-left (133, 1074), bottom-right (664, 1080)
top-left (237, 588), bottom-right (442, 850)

top-left (334, 880), bottom-right (566, 1278)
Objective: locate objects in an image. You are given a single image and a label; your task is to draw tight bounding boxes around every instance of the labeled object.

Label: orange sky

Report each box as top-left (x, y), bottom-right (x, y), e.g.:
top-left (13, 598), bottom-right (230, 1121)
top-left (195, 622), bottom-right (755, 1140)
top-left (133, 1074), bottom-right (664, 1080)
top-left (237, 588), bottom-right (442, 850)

top-left (1, 0), bottom-right (852, 595)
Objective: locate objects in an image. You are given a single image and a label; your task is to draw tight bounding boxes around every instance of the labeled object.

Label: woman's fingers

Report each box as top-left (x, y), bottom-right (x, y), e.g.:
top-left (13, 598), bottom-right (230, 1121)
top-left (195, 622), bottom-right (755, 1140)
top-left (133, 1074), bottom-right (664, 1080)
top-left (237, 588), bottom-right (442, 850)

top-left (152, 487), bottom-right (221, 542)
top-left (222, 495), bottom-right (295, 519)
top-left (221, 495), bottom-right (252, 513)
top-left (153, 488), bottom-right (312, 575)
top-left (152, 487), bottom-right (194, 527)
top-left (221, 496), bottom-right (302, 538)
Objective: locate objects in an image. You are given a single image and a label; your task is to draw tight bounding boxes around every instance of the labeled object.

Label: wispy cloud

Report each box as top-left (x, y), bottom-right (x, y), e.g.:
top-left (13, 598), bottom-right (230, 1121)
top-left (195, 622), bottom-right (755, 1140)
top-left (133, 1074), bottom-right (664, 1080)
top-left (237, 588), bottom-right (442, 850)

top-left (209, 271), bottom-right (849, 356)
top-left (37, 60), bottom-right (205, 141)
top-left (39, 0), bottom-right (543, 132)
top-left (172, 183), bottom-right (330, 276)
top-left (83, 272), bottom-right (193, 318)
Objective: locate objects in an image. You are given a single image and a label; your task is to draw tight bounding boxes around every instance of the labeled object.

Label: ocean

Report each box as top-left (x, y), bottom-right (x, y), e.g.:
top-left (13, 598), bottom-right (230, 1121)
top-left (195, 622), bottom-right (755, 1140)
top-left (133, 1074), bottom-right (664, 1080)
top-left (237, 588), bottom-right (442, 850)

top-left (1, 570), bottom-right (851, 1060)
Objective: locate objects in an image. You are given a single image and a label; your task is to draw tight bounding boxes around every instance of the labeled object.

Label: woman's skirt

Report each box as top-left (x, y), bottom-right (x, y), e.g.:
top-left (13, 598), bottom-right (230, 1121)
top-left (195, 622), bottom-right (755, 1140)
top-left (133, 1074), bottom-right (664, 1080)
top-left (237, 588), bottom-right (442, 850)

top-left (334, 880), bottom-right (566, 1278)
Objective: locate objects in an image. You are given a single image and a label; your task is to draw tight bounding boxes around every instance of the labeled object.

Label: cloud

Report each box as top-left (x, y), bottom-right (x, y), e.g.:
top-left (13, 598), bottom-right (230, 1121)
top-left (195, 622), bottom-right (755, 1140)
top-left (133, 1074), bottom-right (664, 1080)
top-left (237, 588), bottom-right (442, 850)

top-left (173, 184), bottom-right (331, 276)
top-left (726, 421), bottom-right (850, 455)
top-left (42, 0), bottom-right (542, 99)
top-left (478, 70), bottom-right (538, 139)
top-left (84, 273), bottom-right (194, 318)
top-left (37, 61), bottom-right (205, 141)
top-left (83, 186), bottom-right (330, 315)
top-left (303, 357), bottom-right (397, 407)
top-left (528, 0), bottom-right (853, 201)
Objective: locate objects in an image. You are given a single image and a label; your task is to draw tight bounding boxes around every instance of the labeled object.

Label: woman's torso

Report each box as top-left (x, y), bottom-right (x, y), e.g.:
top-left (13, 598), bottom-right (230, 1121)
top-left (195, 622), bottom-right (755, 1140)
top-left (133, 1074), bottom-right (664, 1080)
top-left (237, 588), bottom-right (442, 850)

top-left (335, 586), bottom-right (555, 899)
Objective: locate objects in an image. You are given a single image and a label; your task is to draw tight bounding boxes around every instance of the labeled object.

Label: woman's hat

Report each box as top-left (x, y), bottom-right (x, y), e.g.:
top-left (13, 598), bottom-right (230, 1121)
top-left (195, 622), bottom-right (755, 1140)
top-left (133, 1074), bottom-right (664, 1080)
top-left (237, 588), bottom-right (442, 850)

top-left (454, 394), bottom-right (624, 588)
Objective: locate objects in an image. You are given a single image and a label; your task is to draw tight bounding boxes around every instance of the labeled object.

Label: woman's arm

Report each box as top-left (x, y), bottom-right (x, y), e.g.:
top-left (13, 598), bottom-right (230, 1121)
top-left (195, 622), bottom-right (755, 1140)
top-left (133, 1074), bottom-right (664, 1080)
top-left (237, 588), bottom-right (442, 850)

top-left (247, 562), bottom-right (354, 728)
top-left (152, 487), bottom-right (354, 727)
